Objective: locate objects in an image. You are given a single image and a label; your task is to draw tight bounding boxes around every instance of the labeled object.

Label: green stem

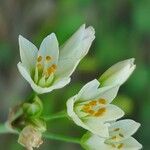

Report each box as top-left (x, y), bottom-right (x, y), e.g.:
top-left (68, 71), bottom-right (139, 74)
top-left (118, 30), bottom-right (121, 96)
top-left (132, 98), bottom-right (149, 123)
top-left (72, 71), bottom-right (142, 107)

top-left (44, 111), bottom-right (68, 121)
top-left (0, 124), bottom-right (9, 134)
top-left (0, 123), bottom-right (81, 144)
top-left (43, 132), bottom-right (81, 144)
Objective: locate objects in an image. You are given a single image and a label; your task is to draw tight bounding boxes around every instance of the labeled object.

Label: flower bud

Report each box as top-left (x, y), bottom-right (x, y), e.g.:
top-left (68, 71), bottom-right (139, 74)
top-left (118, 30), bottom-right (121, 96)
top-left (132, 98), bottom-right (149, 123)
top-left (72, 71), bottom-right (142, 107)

top-left (18, 125), bottom-right (43, 150)
top-left (99, 58), bottom-right (136, 86)
top-left (23, 96), bottom-right (43, 117)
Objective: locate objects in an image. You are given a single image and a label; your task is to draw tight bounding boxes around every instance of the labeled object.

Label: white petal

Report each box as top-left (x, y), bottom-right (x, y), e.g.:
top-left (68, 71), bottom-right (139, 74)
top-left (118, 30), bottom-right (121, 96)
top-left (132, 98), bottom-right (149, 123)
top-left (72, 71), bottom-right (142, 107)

top-left (116, 137), bottom-right (142, 150)
top-left (94, 85), bottom-right (120, 104)
top-left (66, 96), bottom-right (90, 130)
top-left (77, 79), bottom-right (100, 101)
top-left (56, 24), bottom-right (95, 78)
top-left (109, 119), bottom-right (141, 142)
top-left (55, 58), bottom-right (80, 78)
top-left (85, 104), bottom-right (124, 127)
top-left (84, 120), bottom-right (110, 138)
top-left (38, 33), bottom-right (59, 65)
top-left (18, 35), bottom-right (38, 71)
top-left (99, 58), bottom-right (136, 86)
top-left (18, 62), bottom-right (70, 94)
top-left (81, 132), bottom-right (112, 150)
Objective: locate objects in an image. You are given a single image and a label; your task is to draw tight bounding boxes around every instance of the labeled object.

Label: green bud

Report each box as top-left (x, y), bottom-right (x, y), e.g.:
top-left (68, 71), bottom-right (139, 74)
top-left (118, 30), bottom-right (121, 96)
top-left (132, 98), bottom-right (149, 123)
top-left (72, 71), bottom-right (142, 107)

top-left (30, 118), bottom-right (47, 132)
top-left (23, 96), bottom-right (43, 118)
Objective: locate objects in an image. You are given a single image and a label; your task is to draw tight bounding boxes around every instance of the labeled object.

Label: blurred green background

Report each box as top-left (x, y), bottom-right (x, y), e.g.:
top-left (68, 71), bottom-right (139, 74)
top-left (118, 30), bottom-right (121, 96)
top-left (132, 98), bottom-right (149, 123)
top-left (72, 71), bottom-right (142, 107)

top-left (0, 0), bottom-right (149, 149)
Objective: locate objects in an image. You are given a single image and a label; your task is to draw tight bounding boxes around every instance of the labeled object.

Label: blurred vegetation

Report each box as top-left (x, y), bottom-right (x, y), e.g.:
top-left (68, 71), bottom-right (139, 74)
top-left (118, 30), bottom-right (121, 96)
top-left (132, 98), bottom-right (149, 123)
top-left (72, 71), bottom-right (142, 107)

top-left (0, 0), bottom-right (149, 149)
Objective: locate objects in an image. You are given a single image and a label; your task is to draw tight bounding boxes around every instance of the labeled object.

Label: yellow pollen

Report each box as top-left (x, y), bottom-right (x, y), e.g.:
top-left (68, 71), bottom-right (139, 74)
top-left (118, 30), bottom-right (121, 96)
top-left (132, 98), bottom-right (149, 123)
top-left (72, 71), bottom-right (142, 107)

top-left (114, 128), bottom-right (120, 131)
top-left (47, 64), bottom-right (57, 75)
top-left (98, 98), bottom-right (106, 104)
top-left (94, 108), bottom-right (106, 117)
top-left (88, 110), bottom-right (95, 115)
top-left (117, 143), bottom-right (124, 149)
top-left (82, 106), bottom-right (91, 112)
top-left (89, 100), bottom-right (97, 106)
top-left (37, 56), bottom-right (42, 62)
top-left (46, 56), bottom-right (52, 61)
top-left (119, 133), bottom-right (124, 138)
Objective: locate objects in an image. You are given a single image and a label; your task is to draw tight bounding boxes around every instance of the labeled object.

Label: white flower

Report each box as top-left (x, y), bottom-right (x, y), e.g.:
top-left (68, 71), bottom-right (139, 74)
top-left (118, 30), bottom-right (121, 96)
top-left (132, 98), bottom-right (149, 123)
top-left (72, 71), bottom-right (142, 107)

top-left (81, 119), bottom-right (142, 150)
top-left (66, 79), bottom-right (124, 138)
top-left (17, 24), bottom-right (95, 94)
top-left (99, 58), bottom-right (136, 87)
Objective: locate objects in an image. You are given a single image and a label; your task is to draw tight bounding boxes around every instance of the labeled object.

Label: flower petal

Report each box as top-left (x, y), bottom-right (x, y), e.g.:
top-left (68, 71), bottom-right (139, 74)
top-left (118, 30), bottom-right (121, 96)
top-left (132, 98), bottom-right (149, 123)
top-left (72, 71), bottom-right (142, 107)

top-left (109, 119), bottom-right (141, 142)
top-left (18, 35), bottom-right (38, 71)
top-left (81, 132), bottom-right (112, 150)
top-left (60, 24), bottom-right (95, 59)
top-left (84, 104), bottom-right (124, 131)
top-left (115, 137), bottom-right (142, 150)
top-left (99, 58), bottom-right (136, 86)
top-left (93, 85), bottom-right (120, 104)
top-left (18, 62), bottom-right (70, 94)
top-left (77, 79), bottom-right (100, 101)
top-left (38, 33), bottom-right (59, 66)
top-left (66, 96), bottom-right (90, 130)
top-left (56, 24), bottom-right (95, 78)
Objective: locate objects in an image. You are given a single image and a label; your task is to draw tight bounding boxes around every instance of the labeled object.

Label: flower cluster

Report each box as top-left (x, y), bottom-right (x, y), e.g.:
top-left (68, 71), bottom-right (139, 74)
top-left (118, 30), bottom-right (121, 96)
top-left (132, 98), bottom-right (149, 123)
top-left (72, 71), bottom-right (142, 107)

top-left (66, 58), bottom-right (142, 149)
top-left (16, 24), bottom-right (142, 150)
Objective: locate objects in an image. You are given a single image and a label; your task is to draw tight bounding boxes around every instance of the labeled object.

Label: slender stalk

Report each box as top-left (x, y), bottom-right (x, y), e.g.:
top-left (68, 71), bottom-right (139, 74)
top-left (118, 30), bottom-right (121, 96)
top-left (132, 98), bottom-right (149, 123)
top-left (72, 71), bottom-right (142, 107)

top-left (0, 124), bottom-right (9, 134)
top-left (43, 132), bottom-right (81, 144)
top-left (43, 111), bottom-right (68, 121)
top-left (0, 123), bottom-right (81, 144)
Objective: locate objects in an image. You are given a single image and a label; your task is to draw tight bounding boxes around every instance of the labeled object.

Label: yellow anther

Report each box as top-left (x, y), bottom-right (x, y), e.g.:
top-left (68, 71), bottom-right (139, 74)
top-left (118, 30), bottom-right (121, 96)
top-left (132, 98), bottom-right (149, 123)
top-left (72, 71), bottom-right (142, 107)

top-left (111, 136), bottom-right (117, 140)
top-left (88, 110), bottom-right (95, 115)
top-left (98, 98), bottom-right (106, 104)
top-left (37, 56), bottom-right (42, 62)
top-left (47, 64), bottom-right (57, 75)
top-left (46, 56), bottom-right (52, 61)
top-left (82, 106), bottom-right (91, 112)
top-left (89, 100), bottom-right (97, 106)
top-left (94, 107), bottom-right (106, 117)
top-left (117, 143), bottom-right (124, 149)
top-left (119, 133), bottom-right (124, 138)
top-left (114, 128), bottom-right (120, 131)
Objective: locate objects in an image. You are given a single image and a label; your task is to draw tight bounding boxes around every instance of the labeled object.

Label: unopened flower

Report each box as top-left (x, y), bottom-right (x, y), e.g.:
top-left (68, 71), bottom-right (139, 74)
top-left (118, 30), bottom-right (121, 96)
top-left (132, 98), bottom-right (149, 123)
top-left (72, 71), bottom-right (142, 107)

top-left (99, 58), bottom-right (136, 87)
top-left (66, 79), bottom-right (124, 137)
top-left (81, 119), bottom-right (142, 150)
top-left (18, 24), bottom-right (95, 94)
top-left (18, 125), bottom-right (43, 150)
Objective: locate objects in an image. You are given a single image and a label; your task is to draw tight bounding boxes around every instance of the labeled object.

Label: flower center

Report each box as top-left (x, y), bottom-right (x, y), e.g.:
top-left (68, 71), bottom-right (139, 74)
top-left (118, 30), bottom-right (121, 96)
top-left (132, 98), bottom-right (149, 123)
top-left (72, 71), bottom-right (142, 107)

top-left (82, 98), bottom-right (107, 117)
top-left (34, 55), bottom-right (57, 87)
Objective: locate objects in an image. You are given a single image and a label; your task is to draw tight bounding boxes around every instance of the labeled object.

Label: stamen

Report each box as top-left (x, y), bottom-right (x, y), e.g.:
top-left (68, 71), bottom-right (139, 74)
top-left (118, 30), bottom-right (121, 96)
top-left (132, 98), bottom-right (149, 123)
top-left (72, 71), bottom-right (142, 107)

top-left (82, 106), bottom-right (91, 112)
top-left (98, 98), bottom-right (106, 104)
top-left (37, 63), bottom-right (43, 70)
top-left (114, 128), bottom-right (120, 131)
top-left (89, 100), bottom-right (97, 106)
top-left (46, 56), bottom-right (52, 61)
top-left (94, 107), bottom-right (106, 117)
top-left (87, 110), bottom-right (95, 115)
top-left (111, 136), bottom-right (117, 140)
top-left (47, 64), bottom-right (57, 75)
top-left (37, 56), bottom-right (42, 62)
top-left (117, 143), bottom-right (124, 149)
top-left (119, 133), bottom-right (124, 138)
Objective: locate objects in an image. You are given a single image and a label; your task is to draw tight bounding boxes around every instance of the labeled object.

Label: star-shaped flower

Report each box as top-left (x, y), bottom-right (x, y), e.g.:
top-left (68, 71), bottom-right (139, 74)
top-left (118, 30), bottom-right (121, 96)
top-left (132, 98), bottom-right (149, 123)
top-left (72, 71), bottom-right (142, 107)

top-left (18, 24), bottom-right (95, 94)
top-left (66, 79), bottom-right (124, 137)
top-left (81, 119), bottom-right (142, 150)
